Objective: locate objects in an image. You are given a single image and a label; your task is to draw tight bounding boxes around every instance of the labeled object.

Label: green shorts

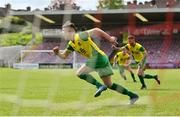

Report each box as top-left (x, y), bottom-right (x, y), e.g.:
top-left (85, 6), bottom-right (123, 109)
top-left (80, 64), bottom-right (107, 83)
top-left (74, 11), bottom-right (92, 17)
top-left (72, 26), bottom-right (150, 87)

top-left (117, 65), bottom-right (125, 74)
top-left (86, 53), bottom-right (113, 78)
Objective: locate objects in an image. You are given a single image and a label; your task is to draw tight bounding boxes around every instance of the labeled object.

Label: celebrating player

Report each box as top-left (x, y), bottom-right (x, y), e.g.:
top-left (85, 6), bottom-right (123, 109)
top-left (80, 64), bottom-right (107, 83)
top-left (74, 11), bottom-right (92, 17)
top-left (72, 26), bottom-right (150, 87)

top-left (119, 34), bottom-right (160, 89)
top-left (113, 48), bottom-right (136, 82)
top-left (53, 21), bottom-right (138, 104)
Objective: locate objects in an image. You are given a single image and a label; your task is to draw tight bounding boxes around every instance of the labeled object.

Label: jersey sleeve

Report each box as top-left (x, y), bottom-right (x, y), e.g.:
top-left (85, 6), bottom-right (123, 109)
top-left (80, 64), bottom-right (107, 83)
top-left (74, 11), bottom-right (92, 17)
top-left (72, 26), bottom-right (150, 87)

top-left (124, 45), bottom-right (129, 50)
top-left (139, 46), bottom-right (145, 52)
top-left (79, 31), bottom-right (89, 41)
top-left (66, 42), bottom-right (74, 52)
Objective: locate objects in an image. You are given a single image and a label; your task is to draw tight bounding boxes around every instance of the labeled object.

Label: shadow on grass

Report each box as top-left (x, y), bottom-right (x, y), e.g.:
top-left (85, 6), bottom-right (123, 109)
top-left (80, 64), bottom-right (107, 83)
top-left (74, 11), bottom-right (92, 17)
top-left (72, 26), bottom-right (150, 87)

top-left (104, 103), bottom-right (147, 108)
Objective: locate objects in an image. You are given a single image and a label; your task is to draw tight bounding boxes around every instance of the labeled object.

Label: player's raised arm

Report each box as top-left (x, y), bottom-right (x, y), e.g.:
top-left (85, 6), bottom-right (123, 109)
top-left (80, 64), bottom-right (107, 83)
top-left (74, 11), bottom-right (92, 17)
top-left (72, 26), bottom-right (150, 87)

top-left (114, 46), bottom-right (127, 52)
top-left (88, 28), bottom-right (118, 46)
top-left (53, 46), bottom-right (71, 59)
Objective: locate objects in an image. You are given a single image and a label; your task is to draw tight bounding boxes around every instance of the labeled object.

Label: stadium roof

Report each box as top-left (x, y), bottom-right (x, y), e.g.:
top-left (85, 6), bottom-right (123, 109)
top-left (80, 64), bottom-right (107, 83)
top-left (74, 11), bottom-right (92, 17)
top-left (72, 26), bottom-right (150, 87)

top-left (10, 8), bottom-right (180, 29)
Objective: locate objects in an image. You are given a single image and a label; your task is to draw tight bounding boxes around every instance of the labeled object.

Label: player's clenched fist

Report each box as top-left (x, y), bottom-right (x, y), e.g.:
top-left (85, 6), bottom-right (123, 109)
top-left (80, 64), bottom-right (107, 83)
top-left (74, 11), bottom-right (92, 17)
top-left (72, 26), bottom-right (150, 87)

top-left (53, 46), bottom-right (59, 55)
top-left (110, 36), bottom-right (118, 46)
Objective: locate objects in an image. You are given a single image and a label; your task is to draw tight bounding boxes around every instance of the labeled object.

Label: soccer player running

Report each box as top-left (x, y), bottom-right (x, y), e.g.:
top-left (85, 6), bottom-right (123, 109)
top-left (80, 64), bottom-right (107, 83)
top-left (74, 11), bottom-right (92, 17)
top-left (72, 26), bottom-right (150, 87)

top-left (119, 34), bottom-right (160, 89)
top-left (53, 21), bottom-right (138, 104)
top-left (113, 48), bottom-right (136, 82)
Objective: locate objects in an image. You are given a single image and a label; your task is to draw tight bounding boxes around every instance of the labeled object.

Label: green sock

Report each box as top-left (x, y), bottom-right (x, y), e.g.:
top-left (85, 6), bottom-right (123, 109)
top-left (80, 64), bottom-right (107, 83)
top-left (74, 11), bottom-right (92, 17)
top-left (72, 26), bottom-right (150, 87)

top-left (122, 75), bottom-right (127, 80)
top-left (138, 75), bottom-right (146, 86)
top-left (144, 74), bottom-right (155, 79)
top-left (110, 83), bottom-right (135, 98)
top-left (130, 72), bottom-right (136, 81)
top-left (78, 73), bottom-right (102, 88)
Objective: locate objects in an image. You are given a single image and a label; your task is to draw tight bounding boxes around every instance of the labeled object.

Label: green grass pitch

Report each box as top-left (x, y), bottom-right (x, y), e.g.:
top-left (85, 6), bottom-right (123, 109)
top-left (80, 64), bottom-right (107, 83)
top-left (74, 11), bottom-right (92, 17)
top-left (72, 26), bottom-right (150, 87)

top-left (0, 68), bottom-right (180, 116)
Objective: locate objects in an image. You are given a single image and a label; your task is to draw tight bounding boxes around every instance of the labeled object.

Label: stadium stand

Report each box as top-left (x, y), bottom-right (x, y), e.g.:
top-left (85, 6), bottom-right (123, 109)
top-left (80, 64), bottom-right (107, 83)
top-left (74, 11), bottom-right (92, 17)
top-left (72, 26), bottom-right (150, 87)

top-left (136, 36), bottom-right (180, 68)
top-left (21, 36), bottom-right (180, 67)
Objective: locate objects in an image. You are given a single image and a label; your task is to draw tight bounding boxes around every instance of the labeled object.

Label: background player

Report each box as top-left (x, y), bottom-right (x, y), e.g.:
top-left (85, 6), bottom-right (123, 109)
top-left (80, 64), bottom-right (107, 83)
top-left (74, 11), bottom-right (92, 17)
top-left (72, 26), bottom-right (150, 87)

top-left (113, 48), bottom-right (136, 82)
top-left (119, 34), bottom-right (160, 89)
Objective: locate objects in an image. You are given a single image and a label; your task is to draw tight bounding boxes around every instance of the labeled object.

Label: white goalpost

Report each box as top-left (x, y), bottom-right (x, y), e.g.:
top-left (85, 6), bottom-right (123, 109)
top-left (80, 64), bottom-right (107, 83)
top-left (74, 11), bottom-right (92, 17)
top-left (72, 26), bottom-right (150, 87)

top-left (20, 50), bottom-right (53, 63)
top-left (16, 49), bottom-right (80, 69)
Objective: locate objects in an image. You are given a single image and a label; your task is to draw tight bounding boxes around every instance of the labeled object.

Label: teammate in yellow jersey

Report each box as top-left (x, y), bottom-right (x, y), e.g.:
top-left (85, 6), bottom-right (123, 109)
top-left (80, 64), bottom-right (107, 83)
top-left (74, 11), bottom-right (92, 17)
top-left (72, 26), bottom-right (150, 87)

top-left (119, 35), bottom-right (160, 89)
top-left (113, 48), bottom-right (136, 82)
top-left (53, 21), bottom-right (138, 104)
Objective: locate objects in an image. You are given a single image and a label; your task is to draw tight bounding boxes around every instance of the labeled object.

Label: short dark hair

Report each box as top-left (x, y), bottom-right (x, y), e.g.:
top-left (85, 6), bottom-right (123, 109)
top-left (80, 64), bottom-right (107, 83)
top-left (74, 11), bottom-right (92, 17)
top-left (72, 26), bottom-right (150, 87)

top-left (128, 34), bottom-right (135, 39)
top-left (62, 21), bottom-right (76, 31)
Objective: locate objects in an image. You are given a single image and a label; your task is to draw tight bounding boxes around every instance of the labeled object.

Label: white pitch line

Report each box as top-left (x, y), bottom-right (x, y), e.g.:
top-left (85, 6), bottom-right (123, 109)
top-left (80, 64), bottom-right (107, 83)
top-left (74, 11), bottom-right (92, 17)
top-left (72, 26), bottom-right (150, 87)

top-left (0, 93), bottom-right (152, 111)
top-left (11, 74), bottom-right (28, 115)
top-left (43, 76), bottom-right (61, 115)
top-left (0, 94), bottom-right (18, 103)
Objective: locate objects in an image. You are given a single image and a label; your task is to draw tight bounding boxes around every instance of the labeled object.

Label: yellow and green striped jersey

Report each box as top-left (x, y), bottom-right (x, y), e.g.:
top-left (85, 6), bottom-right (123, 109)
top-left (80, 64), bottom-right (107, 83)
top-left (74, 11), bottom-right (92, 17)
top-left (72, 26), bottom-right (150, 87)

top-left (66, 31), bottom-right (106, 58)
top-left (125, 43), bottom-right (145, 62)
top-left (115, 51), bottom-right (130, 65)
